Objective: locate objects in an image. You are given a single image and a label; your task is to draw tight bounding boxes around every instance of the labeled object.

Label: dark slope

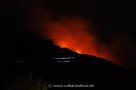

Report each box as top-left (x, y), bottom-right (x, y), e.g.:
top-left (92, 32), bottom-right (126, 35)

top-left (47, 54), bottom-right (136, 90)
top-left (0, 34), bottom-right (136, 90)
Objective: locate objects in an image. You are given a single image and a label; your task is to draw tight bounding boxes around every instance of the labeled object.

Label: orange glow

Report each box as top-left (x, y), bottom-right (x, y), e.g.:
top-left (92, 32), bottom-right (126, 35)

top-left (75, 50), bottom-right (81, 54)
top-left (43, 16), bottom-right (113, 61)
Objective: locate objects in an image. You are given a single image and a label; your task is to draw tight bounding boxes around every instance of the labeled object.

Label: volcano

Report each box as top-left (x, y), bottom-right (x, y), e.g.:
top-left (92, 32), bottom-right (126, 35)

top-left (0, 36), bottom-right (136, 90)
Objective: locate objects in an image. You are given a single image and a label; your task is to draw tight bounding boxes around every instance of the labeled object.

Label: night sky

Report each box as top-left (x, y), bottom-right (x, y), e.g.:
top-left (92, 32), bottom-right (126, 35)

top-left (1, 0), bottom-right (136, 70)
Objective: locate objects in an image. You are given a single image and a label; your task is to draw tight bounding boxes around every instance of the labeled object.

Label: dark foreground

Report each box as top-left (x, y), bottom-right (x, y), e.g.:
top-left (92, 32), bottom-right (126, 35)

top-left (0, 39), bottom-right (136, 90)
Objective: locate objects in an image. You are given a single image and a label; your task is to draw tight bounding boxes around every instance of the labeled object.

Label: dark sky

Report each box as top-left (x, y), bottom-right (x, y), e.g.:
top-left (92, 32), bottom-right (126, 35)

top-left (1, 0), bottom-right (136, 70)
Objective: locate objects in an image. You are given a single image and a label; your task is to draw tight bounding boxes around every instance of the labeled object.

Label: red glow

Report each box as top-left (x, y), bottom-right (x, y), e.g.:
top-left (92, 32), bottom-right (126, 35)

top-left (43, 16), bottom-right (113, 61)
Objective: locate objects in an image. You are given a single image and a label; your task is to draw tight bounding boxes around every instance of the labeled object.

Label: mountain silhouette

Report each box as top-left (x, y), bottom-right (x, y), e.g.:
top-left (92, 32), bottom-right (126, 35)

top-left (0, 34), bottom-right (136, 90)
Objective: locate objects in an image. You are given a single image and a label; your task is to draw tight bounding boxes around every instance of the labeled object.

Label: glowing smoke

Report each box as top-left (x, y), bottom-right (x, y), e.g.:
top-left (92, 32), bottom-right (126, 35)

top-left (43, 16), bottom-right (114, 62)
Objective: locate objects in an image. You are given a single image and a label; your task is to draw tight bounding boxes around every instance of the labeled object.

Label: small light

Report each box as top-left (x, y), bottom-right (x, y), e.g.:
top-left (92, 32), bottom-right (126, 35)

top-left (76, 50), bottom-right (81, 54)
